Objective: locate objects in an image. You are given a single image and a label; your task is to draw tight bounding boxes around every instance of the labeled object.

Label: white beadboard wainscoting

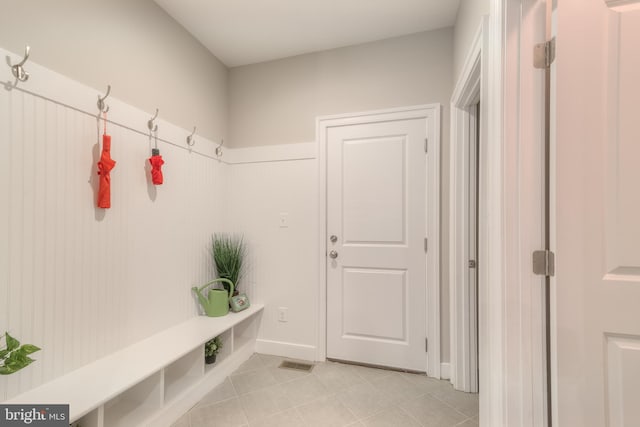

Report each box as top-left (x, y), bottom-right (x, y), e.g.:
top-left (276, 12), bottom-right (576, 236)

top-left (0, 47), bottom-right (230, 401)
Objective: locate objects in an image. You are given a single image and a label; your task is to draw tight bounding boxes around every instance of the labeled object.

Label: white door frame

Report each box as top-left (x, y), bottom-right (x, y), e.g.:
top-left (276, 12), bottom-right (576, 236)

top-left (480, 0), bottom-right (549, 425)
top-left (316, 105), bottom-right (441, 377)
top-left (450, 18), bottom-right (487, 394)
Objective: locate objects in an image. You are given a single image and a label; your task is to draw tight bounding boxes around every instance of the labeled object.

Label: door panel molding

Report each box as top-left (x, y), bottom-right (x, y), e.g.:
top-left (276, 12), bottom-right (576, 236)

top-left (317, 104), bottom-right (441, 377)
top-left (604, 0), bottom-right (640, 11)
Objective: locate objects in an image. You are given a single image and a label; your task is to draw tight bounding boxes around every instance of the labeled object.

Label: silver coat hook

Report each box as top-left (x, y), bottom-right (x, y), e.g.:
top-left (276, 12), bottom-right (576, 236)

top-left (11, 45), bottom-right (31, 82)
top-left (187, 126), bottom-right (196, 146)
top-left (148, 108), bottom-right (159, 132)
top-left (97, 85), bottom-right (111, 113)
top-left (215, 139), bottom-right (224, 157)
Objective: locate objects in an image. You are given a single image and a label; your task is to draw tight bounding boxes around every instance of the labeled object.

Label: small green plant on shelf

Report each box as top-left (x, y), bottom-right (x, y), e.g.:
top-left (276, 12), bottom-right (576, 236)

top-left (0, 332), bottom-right (41, 375)
top-left (205, 336), bottom-right (223, 365)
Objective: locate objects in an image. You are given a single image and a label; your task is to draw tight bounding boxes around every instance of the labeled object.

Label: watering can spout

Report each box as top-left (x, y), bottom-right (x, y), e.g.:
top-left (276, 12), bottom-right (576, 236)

top-left (191, 286), bottom-right (209, 311)
top-left (191, 278), bottom-right (235, 317)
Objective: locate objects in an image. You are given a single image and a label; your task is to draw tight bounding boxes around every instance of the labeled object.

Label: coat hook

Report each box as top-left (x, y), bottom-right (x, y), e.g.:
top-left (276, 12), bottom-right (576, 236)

top-left (148, 108), bottom-right (159, 132)
top-left (215, 139), bottom-right (224, 157)
top-left (97, 85), bottom-right (111, 113)
top-left (187, 126), bottom-right (196, 146)
top-left (11, 45), bottom-right (31, 82)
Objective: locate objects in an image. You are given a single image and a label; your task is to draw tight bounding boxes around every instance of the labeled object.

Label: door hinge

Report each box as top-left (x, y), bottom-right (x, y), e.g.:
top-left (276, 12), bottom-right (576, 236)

top-left (532, 250), bottom-right (555, 277)
top-left (425, 138), bottom-right (428, 153)
top-left (425, 337), bottom-right (428, 352)
top-left (424, 237), bottom-right (428, 252)
top-left (534, 37), bottom-right (556, 69)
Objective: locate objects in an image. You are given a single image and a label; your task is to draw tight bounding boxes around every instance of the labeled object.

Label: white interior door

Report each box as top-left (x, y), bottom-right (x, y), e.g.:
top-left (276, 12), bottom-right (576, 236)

top-left (553, 1), bottom-right (640, 425)
top-left (325, 112), bottom-right (428, 372)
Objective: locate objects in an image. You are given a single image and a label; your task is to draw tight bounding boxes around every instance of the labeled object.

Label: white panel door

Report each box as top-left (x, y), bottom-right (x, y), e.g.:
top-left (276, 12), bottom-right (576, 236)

top-left (554, 1), bottom-right (640, 425)
top-left (326, 116), bottom-right (427, 371)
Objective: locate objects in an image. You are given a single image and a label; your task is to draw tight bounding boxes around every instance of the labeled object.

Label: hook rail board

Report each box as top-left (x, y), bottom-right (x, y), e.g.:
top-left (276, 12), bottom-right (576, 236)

top-left (1, 47), bottom-right (223, 159)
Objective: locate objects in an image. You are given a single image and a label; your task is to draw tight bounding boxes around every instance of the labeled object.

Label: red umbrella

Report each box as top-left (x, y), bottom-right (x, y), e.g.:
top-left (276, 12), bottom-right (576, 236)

top-left (97, 113), bottom-right (116, 208)
top-left (149, 148), bottom-right (164, 185)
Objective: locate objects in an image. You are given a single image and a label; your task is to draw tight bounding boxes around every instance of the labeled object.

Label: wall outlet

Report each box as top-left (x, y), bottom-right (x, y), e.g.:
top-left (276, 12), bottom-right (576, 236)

top-left (277, 307), bottom-right (288, 322)
top-left (279, 213), bottom-right (289, 228)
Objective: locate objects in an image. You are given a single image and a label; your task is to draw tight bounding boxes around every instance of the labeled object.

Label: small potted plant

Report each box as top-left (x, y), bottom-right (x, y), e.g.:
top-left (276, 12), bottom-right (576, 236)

top-left (204, 336), bottom-right (223, 365)
top-left (0, 331), bottom-right (41, 375)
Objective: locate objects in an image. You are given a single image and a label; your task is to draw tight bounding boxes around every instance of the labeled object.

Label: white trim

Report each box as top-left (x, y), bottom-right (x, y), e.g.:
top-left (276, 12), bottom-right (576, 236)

top-left (451, 23), bottom-right (484, 107)
top-left (449, 18), bottom-right (487, 394)
top-left (481, 1), bottom-right (506, 424)
top-left (316, 104), bottom-right (441, 377)
top-left (440, 363), bottom-right (451, 380)
top-left (481, 0), bottom-right (549, 425)
top-left (224, 142), bottom-right (316, 164)
top-left (254, 339), bottom-right (317, 361)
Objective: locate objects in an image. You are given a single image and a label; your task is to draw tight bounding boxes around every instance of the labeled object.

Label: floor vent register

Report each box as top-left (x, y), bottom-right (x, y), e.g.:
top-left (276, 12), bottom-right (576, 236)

top-left (278, 360), bottom-right (315, 372)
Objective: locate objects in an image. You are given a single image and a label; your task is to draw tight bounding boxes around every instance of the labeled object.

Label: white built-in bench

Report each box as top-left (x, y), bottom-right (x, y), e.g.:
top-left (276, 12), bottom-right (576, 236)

top-left (6, 304), bottom-right (264, 427)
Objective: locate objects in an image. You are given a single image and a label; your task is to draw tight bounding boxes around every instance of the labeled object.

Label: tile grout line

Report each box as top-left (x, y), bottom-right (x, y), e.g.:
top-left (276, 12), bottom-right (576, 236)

top-left (427, 391), bottom-right (478, 420)
top-left (397, 404), bottom-right (428, 427)
top-left (180, 354), bottom-right (478, 427)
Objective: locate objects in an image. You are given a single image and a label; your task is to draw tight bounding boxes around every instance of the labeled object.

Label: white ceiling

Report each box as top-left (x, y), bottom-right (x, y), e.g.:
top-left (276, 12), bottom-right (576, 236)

top-left (154, 0), bottom-right (461, 67)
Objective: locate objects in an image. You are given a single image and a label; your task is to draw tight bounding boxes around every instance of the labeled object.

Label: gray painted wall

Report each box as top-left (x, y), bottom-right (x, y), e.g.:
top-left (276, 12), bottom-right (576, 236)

top-left (0, 0), bottom-right (228, 141)
top-left (229, 29), bottom-right (453, 148)
top-left (229, 28), bottom-right (455, 363)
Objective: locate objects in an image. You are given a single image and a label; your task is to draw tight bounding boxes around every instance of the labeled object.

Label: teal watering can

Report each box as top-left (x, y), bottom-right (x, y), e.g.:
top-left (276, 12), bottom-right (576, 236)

top-left (192, 278), bottom-right (234, 317)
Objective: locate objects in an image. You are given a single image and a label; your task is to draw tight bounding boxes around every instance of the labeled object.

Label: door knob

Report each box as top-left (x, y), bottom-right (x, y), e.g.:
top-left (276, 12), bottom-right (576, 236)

top-left (329, 250), bottom-right (339, 259)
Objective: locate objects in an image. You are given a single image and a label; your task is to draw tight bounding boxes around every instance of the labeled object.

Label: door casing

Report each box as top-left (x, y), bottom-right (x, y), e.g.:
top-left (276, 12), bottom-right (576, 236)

top-left (480, 0), bottom-right (548, 425)
top-left (316, 105), bottom-right (442, 377)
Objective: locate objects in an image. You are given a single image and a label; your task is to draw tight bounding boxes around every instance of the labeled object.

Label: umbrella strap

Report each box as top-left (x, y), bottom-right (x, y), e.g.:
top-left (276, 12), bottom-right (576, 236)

top-left (103, 110), bottom-right (108, 135)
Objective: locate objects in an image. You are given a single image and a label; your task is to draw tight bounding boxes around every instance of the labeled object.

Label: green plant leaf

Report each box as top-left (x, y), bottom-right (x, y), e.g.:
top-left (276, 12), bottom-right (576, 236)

top-left (0, 365), bottom-right (16, 375)
top-left (5, 332), bottom-right (19, 351)
top-left (6, 359), bottom-right (24, 370)
top-left (0, 349), bottom-right (8, 359)
top-left (19, 344), bottom-right (41, 355)
top-left (7, 351), bottom-right (26, 364)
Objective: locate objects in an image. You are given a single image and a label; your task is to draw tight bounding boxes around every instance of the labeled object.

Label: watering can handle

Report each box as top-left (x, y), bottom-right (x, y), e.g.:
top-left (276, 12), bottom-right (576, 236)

top-left (195, 278), bottom-right (235, 301)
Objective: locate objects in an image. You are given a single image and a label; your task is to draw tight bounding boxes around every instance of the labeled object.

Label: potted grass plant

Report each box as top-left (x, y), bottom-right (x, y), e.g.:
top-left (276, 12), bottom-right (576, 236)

top-left (212, 233), bottom-right (246, 296)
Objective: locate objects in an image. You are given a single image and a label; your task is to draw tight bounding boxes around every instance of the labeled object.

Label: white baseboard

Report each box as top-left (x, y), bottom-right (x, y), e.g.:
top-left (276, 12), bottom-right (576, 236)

top-left (440, 362), bottom-right (451, 380)
top-left (255, 339), bottom-right (317, 361)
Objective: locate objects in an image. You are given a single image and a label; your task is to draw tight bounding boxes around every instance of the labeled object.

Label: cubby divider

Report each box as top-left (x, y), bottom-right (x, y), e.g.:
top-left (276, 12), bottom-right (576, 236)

top-left (234, 311), bottom-right (260, 353)
top-left (164, 347), bottom-right (204, 403)
top-left (104, 372), bottom-right (163, 427)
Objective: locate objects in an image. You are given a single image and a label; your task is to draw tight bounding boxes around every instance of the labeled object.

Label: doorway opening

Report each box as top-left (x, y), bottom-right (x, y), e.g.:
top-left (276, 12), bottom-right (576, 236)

top-left (449, 20), bottom-right (486, 394)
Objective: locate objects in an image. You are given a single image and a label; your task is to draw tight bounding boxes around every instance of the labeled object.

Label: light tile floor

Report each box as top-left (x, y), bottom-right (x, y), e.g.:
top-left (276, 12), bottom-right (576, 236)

top-left (172, 354), bottom-right (479, 427)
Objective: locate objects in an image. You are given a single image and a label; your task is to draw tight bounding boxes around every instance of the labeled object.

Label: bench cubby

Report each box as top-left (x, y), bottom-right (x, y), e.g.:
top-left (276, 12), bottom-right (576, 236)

top-left (8, 304), bottom-right (264, 427)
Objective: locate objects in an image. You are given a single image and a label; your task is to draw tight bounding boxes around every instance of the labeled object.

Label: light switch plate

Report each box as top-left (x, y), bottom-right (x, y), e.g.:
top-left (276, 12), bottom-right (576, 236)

top-left (279, 213), bottom-right (289, 228)
top-left (278, 307), bottom-right (288, 322)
